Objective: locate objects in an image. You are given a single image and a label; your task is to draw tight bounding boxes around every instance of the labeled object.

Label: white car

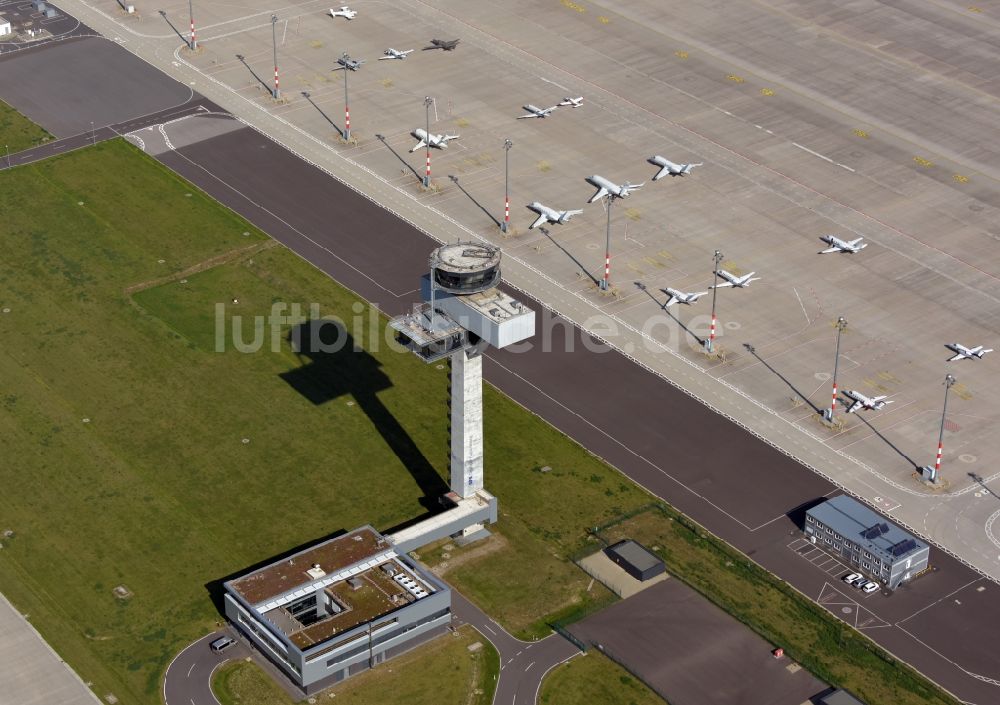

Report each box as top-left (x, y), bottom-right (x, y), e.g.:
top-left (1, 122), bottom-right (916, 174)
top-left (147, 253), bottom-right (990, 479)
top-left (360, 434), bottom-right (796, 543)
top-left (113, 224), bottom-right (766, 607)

top-left (861, 581), bottom-right (880, 594)
top-left (842, 572), bottom-right (863, 585)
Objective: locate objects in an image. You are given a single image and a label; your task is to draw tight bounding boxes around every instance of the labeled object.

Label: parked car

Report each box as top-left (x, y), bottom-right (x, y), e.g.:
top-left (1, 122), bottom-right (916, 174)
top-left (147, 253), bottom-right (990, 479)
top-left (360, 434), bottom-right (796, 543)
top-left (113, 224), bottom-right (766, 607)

top-left (210, 636), bottom-right (236, 653)
top-left (842, 572), bottom-right (863, 585)
top-left (861, 581), bottom-right (880, 594)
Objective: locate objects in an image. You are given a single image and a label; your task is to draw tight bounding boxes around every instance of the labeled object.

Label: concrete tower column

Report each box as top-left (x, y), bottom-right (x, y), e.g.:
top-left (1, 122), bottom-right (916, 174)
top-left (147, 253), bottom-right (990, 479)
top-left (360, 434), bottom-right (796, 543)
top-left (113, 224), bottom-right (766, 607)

top-left (450, 349), bottom-right (484, 498)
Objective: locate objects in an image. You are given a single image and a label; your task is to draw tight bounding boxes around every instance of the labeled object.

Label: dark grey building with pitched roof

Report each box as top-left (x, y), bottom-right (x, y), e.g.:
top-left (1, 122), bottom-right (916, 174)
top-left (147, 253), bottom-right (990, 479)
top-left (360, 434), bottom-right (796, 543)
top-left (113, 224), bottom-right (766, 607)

top-left (804, 495), bottom-right (929, 590)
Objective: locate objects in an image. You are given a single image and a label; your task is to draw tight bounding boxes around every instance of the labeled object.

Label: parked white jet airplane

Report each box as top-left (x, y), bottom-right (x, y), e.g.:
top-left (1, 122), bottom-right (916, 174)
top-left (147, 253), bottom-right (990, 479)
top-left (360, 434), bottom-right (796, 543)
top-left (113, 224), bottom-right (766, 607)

top-left (945, 343), bottom-right (993, 361)
top-left (559, 96), bottom-right (584, 108)
top-left (710, 270), bottom-right (761, 288)
top-left (819, 235), bottom-right (867, 254)
top-left (843, 390), bottom-right (893, 414)
top-left (380, 48), bottom-right (414, 60)
top-left (585, 175), bottom-right (645, 203)
top-left (662, 287), bottom-right (707, 307)
top-left (517, 104), bottom-right (559, 119)
top-left (648, 156), bottom-right (703, 180)
top-left (410, 128), bottom-right (460, 152)
top-left (526, 202), bottom-right (583, 229)
top-left (329, 6), bottom-right (357, 19)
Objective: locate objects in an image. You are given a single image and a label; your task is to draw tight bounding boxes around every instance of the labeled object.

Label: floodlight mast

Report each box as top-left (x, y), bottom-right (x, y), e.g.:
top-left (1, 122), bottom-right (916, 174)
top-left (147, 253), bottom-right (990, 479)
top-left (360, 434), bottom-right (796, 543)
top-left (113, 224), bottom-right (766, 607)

top-left (706, 249), bottom-right (723, 353)
top-left (271, 15), bottom-right (280, 99)
top-left (824, 316), bottom-right (848, 422)
top-left (923, 374), bottom-right (956, 483)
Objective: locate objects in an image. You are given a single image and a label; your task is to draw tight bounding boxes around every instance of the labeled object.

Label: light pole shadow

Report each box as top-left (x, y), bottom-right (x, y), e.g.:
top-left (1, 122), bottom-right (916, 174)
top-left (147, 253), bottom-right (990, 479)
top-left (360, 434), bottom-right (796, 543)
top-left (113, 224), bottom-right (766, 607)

top-left (634, 282), bottom-right (705, 346)
top-left (743, 343), bottom-right (823, 415)
top-left (447, 175), bottom-right (501, 227)
top-left (849, 410), bottom-right (920, 471)
top-left (540, 226), bottom-right (599, 285)
top-left (301, 92), bottom-right (344, 139)
top-left (374, 134), bottom-right (423, 184)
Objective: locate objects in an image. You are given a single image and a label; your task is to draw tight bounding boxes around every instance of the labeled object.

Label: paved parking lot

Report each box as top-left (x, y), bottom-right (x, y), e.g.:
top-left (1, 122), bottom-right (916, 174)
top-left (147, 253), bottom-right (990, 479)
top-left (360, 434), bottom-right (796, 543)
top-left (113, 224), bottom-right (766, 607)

top-left (570, 578), bottom-right (827, 705)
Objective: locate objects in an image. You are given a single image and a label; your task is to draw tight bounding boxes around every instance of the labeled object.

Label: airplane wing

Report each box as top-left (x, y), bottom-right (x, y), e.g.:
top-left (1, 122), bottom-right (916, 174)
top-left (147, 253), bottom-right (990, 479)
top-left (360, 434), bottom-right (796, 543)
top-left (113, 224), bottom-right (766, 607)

top-left (709, 281), bottom-right (734, 289)
top-left (409, 139), bottom-right (427, 153)
top-left (516, 112), bottom-right (539, 119)
top-left (588, 186), bottom-right (608, 203)
top-left (846, 399), bottom-right (862, 414)
top-left (948, 352), bottom-right (965, 361)
top-left (663, 294), bottom-right (679, 307)
top-left (871, 395), bottom-right (888, 403)
top-left (529, 213), bottom-right (548, 229)
top-left (819, 246), bottom-right (840, 254)
top-left (652, 165), bottom-right (671, 181)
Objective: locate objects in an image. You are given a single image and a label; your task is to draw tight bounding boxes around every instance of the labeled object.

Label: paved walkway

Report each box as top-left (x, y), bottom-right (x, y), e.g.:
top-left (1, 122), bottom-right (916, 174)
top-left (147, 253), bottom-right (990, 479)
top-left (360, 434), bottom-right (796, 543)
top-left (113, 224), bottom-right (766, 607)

top-left (0, 592), bottom-right (100, 705)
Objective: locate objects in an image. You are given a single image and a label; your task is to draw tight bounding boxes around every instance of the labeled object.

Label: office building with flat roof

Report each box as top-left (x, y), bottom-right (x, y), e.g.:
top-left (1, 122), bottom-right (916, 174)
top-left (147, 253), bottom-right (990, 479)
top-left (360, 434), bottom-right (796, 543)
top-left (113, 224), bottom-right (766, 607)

top-left (224, 526), bottom-right (451, 692)
top-left (804, 495), bottom-right (929, 589)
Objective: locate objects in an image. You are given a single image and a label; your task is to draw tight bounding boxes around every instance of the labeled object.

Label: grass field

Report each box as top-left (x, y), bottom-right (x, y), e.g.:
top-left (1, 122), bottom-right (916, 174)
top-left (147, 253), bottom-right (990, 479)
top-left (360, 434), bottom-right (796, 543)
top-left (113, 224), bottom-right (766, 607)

top-left (0, 139), bottom-right (647, 703)
top-left (213, 626), bottom-right (498, 705)
top-left (0, 99), bottom-right (52, 152)
top-left (539, 652), bottom-right (665, 705)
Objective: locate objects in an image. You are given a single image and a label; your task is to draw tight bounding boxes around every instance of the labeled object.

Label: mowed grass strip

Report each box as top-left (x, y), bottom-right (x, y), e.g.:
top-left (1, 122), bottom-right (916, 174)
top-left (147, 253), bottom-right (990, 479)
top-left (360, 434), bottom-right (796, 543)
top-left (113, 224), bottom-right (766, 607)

top-left (0, 98), bottom-right (52, 152)
top-left (540, 651), bottom-right (666, 705)
top-left (0, 139), bottom-right (650, 702)
top-left (213, 625), bottom-right (498, 705)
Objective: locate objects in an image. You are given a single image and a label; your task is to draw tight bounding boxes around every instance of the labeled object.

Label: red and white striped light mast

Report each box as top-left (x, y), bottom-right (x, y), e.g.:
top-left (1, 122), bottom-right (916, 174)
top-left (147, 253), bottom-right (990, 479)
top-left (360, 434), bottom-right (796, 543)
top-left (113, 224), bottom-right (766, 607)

top-left (342, 52), bottom-right (351, 141)
top-left (824, 316), bottom-right (848, 422)
top-left (188, 0), bottom-right (197, 50)
top-left (270, 15), bottom-right (280, 100)
top-left (923, 373), bottom-right (956, 484)
top-left (423, 96), bottom-right (433, 188)
top-left (599, 195), bottom-right (614, 291)
top-left (501, 138), bottom-right (512, 233)
top-left (705, 249), bottom-right (723, 353)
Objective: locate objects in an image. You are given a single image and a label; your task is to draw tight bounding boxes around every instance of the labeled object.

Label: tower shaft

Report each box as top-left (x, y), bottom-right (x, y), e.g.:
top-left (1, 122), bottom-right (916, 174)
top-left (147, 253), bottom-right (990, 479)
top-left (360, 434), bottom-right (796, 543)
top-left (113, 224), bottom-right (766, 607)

top-left (450, 350), bottom-right (484, 498)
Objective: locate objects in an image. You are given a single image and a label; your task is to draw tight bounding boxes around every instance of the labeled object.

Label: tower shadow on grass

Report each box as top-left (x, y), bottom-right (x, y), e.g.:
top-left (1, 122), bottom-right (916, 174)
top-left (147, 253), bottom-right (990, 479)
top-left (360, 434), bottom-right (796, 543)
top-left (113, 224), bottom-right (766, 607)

top-left (279, 319), bottom-right (449, 513)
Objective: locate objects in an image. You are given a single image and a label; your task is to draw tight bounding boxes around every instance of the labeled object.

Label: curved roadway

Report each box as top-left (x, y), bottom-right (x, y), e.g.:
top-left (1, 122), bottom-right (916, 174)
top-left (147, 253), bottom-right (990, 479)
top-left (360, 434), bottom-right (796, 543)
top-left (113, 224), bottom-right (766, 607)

top-left (163, 593), bottom-right (578, 705)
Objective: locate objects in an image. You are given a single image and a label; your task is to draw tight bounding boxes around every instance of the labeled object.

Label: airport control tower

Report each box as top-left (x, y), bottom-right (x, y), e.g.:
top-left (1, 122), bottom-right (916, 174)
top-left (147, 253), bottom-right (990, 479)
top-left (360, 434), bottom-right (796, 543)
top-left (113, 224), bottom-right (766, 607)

top-left (390, 243), bottom-right (534, 539)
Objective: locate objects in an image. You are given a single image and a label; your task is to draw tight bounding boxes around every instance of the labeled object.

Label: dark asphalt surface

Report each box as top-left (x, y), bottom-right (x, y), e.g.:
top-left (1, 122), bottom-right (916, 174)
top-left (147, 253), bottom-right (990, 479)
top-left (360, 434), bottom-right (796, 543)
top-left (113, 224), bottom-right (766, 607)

top-left (0, 35), bottom-right (194, 137)
top-left (2, 24), bottom-right (999, 705)
top-left (163, 631), bottom-right (247, 705)
top-left (570, 579), bottom-right (826, 705)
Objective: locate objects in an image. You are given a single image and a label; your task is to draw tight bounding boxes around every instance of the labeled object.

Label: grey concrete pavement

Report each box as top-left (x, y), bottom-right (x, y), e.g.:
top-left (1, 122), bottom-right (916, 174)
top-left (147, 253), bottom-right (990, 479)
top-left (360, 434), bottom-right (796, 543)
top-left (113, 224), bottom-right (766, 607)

top-left (0, 592), bottom-right (100, 705)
